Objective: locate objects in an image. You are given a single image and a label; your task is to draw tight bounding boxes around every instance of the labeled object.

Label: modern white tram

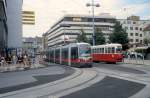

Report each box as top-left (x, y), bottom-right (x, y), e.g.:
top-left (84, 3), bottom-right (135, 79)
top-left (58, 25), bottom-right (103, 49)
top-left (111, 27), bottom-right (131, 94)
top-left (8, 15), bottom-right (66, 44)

top-left (45, 43), bottom-right (92, 67)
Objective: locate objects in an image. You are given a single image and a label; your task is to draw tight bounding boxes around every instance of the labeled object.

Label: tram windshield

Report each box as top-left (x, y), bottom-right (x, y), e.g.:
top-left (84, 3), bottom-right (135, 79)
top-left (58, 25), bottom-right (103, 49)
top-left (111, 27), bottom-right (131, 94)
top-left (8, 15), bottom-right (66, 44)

top-left (116, 46), bottom-right (122, 53)
top-left (79, 45), bottom-right (91, 57)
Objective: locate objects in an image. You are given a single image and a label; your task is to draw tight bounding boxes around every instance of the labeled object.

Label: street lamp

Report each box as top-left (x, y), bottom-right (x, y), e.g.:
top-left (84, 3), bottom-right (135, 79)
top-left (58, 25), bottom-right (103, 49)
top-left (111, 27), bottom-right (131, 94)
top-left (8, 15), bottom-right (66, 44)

top-left (86, 0), bottom-right (100, 46)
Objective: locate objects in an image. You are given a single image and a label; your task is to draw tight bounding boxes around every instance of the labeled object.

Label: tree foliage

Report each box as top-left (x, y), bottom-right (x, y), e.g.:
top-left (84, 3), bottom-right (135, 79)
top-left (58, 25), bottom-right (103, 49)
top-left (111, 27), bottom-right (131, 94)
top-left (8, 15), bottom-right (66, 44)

top-left (143, 38), bottom-right (150, 46)
top-left (109, 21), bottom-right (129, 45)
top-left (94, 28), bottom-right (106, 45)
top-left (76, 29), bottom-right (88, 43)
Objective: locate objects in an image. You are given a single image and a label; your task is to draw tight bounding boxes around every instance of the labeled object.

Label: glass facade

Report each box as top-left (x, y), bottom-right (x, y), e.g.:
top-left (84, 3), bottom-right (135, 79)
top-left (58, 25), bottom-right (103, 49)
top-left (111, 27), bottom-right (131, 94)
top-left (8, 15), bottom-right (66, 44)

top-left (0, 0), bottom-right (8, 52)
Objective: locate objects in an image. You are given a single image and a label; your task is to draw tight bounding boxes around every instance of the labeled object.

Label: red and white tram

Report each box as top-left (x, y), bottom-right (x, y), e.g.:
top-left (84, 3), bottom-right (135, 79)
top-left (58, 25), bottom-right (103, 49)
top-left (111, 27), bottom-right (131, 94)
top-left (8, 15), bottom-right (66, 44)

top-left (45, 43), bottom-right (92, 67)
top-left (91, 43), bottom-right (123, 63)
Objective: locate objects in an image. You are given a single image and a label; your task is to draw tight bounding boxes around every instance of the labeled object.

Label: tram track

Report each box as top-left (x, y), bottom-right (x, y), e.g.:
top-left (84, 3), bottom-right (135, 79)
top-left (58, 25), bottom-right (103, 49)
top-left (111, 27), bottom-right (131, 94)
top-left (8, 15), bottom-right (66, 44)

top-left (42, 68), bottom-right (101, 98)
top-left (0, 67), bottom-right (100, 98)
top-left (0, 67), bottom-right (82, 98)
top-left (38, 68), bottom-right (101, 98)
top-left (1, 65), bottom-right (149, 98)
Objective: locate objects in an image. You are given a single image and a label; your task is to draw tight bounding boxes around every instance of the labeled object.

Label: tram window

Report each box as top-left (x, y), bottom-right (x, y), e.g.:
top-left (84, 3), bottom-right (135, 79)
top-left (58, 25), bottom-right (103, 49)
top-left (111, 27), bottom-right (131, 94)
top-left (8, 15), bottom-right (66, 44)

top-left (95, 48), bottom-right (96, 53)
top-left (79, 45), bottom-right (91, 57)
top-left (105, 48), bottom-right (108, 53)
top-left (102, 48), bottom-right (104, 53)
top-left (108, 47), bottom-right (111, 53)
top-left (112, 47), bottom-right (115, 53)
top-left (93, 49), bottom-right (95, 53)
top-left (62, 48), bottom-right (68, 59)
top-left (94, 49), bottom-right (96, 53)
top-left (55, 49), bottom-right (60, 59)
top-left (98, 48), bottom-right (100, 53)
top-left (96, 48), bottom-right (98, 53)
top-left (116, 46), bottom-right (122, 53)
top-left (99, 48), bottom-right (101, 53)
top-left (71, 47), bottom-right (78, 59)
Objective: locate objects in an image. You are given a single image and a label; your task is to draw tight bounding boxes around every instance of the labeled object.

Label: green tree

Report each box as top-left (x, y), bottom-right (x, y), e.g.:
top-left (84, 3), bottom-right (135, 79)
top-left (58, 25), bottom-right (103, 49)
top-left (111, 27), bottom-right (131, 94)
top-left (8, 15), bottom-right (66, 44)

top-left (94, 28), bottom-right (106, 45)
top-left (144, 38), bottom-right (150, 46)
top-left (76, 29), bottom-right (88, 43)
top-left (109, 21), bottom-right (129, 45)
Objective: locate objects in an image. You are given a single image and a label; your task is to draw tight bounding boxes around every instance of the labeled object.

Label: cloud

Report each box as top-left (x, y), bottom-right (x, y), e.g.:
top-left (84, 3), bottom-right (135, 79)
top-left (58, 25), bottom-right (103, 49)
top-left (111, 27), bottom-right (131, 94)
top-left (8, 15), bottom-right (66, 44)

top-left (22, 0), bottom-right (150, 37)
top-left (112, 2), bottom-right (150, 19)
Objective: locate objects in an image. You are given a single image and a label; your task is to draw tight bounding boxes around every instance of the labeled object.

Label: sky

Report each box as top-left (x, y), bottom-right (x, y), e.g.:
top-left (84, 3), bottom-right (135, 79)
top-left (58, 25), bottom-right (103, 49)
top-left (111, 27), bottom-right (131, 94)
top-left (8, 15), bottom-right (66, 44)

top-left (22, 0), bottom-right (150, 37)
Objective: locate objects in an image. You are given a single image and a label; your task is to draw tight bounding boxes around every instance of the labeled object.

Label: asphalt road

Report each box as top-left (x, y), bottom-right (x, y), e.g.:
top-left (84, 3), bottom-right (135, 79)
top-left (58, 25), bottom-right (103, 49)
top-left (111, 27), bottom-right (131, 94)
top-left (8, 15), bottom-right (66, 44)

top-left (0, 62), bottom-right (150, 98)
top-left (0, 65), bottom-right (75, 94)
top-left (60, 63), bottom-right (150, 98)
top-left (94, 63), bottom-right (146, 74)
top-left (61, 76), bottom-right (145, 98)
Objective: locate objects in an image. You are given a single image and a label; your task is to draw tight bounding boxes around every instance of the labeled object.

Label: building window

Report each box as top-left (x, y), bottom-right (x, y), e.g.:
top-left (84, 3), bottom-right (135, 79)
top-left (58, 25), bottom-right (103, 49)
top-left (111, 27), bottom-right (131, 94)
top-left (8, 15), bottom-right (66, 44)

top-left (130, 39), bottom-right (133, 42)
top-left (125, 26), bottom-right (128, 30)
top-left (136, 39), bottom-right (139, 42)
top-left (135, 33), bottom-right (138, 36)
top-left (130, 33), bottom-right (133, 36)
top-left (127, 21), bottom-right (131, 24)
top-left (140, 34), bottom-right (142, 37)
top-left (135, 27), bottom-right (138, 30)
top-left (133, 21), bottom-right (136, 24)
top-left (140, 28), bottom-right (142, 31)
top-left (73, 17), bottom-right (81, 22)
top-left (140, 40), bottom-right (142, 43)
top-left (130, 27), bottom-right (133, 30)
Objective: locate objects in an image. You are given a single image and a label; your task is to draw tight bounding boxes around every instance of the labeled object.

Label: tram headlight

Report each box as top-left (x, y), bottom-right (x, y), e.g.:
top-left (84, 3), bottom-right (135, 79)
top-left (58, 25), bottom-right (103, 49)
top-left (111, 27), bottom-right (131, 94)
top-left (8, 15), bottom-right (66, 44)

top-left (112, 54), bottom-right (114, 58)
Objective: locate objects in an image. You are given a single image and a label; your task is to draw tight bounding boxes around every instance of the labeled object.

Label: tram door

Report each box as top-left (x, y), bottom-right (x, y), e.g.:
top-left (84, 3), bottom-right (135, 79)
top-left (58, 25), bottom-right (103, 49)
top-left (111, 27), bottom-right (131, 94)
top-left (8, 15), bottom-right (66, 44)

top-left (71, 47), bottom-right (78, 66)
top-left (55, 49), bottom-right (60, 64)
top-left (62, 48), bottom-right (69, 65)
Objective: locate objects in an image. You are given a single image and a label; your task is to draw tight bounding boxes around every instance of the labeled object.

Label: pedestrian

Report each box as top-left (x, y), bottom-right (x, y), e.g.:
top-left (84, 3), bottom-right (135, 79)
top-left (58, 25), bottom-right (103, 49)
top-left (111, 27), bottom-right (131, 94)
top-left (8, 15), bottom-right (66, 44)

top-left (6, 54), bottom-right (12, 65)
top-left (12, 54), bottom-right (18, 65)
top-left (1, 55), bottom-right (6, 67)
top-left (23, 54), bottom-right (28, 68)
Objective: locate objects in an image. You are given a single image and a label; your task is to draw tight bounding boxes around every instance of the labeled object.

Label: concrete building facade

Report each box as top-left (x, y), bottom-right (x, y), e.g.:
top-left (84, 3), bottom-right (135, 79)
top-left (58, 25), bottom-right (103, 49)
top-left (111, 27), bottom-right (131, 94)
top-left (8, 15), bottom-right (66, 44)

top-left (118, 16), bottom-right (150, 47)
top-left (47, 14), bottom-right (116, 47)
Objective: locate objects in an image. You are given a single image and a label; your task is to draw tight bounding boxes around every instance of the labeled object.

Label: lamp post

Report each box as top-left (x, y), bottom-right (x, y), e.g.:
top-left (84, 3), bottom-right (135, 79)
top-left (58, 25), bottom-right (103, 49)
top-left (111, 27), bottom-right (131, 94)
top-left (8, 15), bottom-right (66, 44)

top-left (86, 0), bottom-right (100, 46)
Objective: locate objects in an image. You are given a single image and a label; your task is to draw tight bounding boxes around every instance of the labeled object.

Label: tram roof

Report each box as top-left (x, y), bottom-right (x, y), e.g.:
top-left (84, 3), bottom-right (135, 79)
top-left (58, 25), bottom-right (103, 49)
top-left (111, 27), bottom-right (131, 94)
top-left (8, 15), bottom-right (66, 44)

top-left (49, 42), bottom-right (91, 49)
top-left (91, 43), bottom-right (122, 48)
top-left (63, 42), bottom-right (90, 47)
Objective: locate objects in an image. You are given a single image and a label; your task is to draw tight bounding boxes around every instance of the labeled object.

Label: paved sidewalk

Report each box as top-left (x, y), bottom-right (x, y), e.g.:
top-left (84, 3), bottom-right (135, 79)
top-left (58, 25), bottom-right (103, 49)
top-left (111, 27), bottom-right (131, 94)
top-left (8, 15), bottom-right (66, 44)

top-left (0, 65), bottom-right (75, 95)
top-left (123, 59), bottom-right (150, 66)
top-left (0, 63), bottom-right (45, 72)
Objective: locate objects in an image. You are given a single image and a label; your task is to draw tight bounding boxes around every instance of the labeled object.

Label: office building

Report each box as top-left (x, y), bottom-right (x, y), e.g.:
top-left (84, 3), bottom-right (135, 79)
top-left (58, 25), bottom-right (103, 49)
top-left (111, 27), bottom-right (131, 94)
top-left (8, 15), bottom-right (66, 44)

top-left (47, 14), bottom-right (116, 47)
top-left (0, 0), bottom-right (23, 54)
top-left (0, 0), bottom-right (7, 53)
